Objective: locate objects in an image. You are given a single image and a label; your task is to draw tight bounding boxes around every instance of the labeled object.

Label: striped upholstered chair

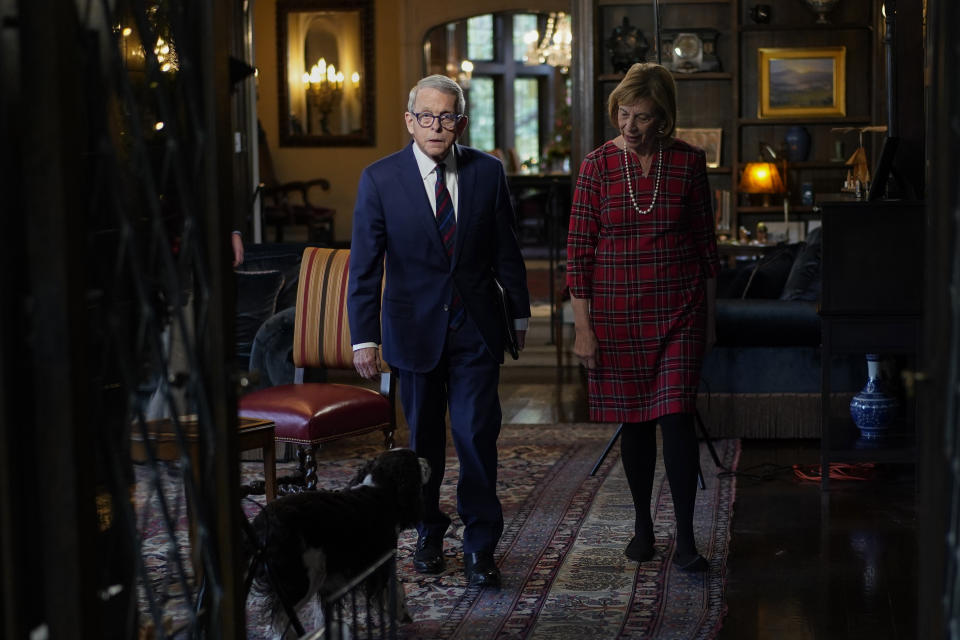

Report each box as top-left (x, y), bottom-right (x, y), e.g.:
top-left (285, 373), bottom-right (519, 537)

top-left (239, 247), bottom-right (395, 492)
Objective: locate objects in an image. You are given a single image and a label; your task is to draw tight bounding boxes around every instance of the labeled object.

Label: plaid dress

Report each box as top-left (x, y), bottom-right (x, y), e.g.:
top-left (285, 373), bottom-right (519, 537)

top-left (566, 139), bottom-right (721, 423)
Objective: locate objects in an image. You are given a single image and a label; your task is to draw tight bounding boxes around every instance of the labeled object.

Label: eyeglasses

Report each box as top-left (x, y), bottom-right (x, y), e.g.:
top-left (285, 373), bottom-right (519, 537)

top-left (412, 111), bottom-right (463, 131)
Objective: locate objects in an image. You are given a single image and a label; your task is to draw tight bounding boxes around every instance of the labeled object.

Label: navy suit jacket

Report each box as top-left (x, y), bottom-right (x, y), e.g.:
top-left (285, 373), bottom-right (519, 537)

top-left (348, 143), bottom-right (530, 373)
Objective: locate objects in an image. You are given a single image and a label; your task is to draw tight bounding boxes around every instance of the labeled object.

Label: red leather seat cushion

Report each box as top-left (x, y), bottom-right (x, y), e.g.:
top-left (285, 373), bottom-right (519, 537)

top-left (239, 383), bottom-right (391, 444)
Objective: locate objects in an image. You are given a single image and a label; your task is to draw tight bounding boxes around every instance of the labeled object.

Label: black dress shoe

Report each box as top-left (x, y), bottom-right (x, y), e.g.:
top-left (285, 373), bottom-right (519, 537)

top-left (464, 551), bottom-right (501, 588)
top-left (674, 551), bottom-right (709, 572)
top-left (413, 535), bottom-right (445, 574)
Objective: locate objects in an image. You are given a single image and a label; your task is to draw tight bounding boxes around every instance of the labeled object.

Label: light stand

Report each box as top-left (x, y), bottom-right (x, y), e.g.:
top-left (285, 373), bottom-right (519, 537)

top-left (589, 410), bottom-right (731, 488)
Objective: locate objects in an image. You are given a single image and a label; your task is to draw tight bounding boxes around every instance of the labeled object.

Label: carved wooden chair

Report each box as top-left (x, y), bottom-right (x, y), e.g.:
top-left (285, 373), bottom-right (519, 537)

top-left (238, 247), bottom-right (394, 492)
top-left (257, 122), bottom-right (336, 244)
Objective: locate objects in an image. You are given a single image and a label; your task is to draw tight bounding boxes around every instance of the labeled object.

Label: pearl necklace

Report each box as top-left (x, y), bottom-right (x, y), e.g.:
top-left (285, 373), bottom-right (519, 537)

top-left (623, 141), bottom-right (663, 215)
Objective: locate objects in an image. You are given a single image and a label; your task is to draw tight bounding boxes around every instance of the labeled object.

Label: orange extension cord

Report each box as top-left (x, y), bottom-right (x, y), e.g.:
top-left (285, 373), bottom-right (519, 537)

top-left (792, 463), bottom-right (877, 482)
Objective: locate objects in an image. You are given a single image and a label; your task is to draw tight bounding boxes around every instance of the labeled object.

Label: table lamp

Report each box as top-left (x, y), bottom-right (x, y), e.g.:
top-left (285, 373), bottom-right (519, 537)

top-left (739, 144), bottom-right (786, 206)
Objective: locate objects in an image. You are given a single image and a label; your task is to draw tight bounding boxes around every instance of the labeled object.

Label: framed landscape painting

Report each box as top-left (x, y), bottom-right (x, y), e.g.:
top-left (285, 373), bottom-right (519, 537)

top-left (676, 128), bottom-right (722, 168)
top-left (758, 47), bottom-right (846, 118)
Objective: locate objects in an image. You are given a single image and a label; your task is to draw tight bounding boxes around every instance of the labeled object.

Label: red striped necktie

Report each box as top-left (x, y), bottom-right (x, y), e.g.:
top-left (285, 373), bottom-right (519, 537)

top-left (435, 163), bottom-right (463, 329)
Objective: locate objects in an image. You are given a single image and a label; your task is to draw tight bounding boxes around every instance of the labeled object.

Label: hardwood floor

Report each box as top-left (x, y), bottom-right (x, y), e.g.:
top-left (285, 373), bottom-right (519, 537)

top-left (500, 365), bottom-right (589, 425)
top-left (717, 441), bottom-right (917, 639)
top-left (499, 322), bottom-right (918, 639)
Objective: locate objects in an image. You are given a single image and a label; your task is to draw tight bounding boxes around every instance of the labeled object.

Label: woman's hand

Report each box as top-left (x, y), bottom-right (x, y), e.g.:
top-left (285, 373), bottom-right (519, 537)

top-left (570, 293), bottom-right (598, 368)
top-left (573, 326), bottom-right (600, 369)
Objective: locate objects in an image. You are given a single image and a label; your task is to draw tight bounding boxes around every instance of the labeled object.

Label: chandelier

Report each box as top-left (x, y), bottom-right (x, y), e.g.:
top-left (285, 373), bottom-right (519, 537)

top-left (523, 12), bottom-right (572, 73)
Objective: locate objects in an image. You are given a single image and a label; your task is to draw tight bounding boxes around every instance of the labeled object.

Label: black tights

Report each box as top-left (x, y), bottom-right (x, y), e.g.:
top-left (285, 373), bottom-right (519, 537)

top-left (620, 413), bottom-right (700, 556)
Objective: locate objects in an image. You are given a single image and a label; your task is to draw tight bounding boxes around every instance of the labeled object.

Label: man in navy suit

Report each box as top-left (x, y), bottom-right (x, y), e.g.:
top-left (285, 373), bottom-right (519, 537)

top-left (348, 75), bottom-right (530, 588)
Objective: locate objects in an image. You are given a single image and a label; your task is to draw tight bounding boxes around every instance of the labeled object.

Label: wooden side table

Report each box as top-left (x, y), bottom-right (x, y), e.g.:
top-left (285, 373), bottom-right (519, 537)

top-left (131, 416), bottom-right (276, 501)
top-left (716, 241), bottom-right (773, 268)
top-left (131, 416), bottom-right (276, 578)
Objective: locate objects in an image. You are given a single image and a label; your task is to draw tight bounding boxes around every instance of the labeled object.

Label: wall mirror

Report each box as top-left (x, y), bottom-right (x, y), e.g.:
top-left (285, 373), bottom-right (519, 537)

top-left (277, 0), bottom-right (374, 146)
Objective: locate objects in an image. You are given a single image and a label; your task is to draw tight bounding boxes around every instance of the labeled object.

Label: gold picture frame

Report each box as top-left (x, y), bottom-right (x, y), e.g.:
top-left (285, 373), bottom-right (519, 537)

top-left (758, 47), bottom-right (846, 119)
top-left (676, 128), bottom-right (722, 168)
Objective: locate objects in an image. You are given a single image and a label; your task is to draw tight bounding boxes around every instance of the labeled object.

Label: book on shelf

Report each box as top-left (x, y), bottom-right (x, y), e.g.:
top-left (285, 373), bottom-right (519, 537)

top-left (714, 189), bottom-right (731, 232)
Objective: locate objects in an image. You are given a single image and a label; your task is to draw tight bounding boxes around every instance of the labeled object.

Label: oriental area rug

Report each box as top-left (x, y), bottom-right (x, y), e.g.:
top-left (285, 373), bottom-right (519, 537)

top-left (134, 423), bottom-right (740, 639)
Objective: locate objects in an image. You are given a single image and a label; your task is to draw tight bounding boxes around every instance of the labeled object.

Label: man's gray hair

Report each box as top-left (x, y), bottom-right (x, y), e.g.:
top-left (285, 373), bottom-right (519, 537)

top-left (407, 75), bottom-right (466, 115)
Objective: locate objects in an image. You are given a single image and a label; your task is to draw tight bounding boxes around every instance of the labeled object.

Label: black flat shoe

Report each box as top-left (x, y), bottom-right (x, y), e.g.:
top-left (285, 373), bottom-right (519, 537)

top-left (464, 551), bottom-right (500, 588)
top-left (674, 551), bottom-right (709, 572)
top-left (413, 535), bottom-right (445, 574)
top-left (625, 536), bottom-right (655, 562)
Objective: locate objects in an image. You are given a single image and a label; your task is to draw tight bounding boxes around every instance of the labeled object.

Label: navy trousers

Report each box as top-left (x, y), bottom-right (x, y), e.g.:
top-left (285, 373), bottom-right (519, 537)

top-left (396, 312), bottom-right (503, 555)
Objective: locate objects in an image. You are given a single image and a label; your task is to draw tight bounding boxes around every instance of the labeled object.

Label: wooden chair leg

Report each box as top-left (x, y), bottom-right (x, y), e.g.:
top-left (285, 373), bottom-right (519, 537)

top-left (275, 443), bottom-right (314, 495)
top-left (303, 444), bottom-right (319, 490)
top-left (296, 445), bottom-right (306, 475)
top-left (382, 427), bottom-right (395, 450)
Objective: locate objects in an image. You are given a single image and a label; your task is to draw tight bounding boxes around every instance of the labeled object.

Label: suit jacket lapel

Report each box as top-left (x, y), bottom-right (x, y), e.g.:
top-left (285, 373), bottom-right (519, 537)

top-left (397, 144), bottom-right (448, 260)
top-left (452, 145), bottom-right (474, 270)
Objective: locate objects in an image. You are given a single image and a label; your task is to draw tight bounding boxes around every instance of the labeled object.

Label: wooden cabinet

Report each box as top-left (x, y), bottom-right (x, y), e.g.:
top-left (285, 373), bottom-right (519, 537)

top-left (818, 199), bottom-right (924, 490)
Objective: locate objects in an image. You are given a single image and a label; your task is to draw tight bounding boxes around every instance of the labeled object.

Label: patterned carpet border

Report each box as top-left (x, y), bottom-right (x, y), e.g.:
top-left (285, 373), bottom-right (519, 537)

top-left (133, 423), bottom-right (739, 639)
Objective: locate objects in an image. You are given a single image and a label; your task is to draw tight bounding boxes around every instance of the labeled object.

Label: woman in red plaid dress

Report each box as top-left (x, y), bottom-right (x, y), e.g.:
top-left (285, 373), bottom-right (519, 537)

top-left (567, 63), bottom-right (720, 572)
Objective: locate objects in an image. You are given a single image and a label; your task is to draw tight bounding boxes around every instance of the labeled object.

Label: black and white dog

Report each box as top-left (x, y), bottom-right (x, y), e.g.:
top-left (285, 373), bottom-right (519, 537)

top-left (245, 448), bottom-right (430, 636)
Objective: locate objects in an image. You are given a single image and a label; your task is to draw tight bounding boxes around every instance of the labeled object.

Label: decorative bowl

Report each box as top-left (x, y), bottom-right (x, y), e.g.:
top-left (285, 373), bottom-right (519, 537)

top-left (803, 0), bottom-right (840, 24)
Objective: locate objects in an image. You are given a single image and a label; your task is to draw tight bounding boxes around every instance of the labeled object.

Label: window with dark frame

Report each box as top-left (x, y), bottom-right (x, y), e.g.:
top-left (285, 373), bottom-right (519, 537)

top-left (423, 12), bottom-right (567, 174)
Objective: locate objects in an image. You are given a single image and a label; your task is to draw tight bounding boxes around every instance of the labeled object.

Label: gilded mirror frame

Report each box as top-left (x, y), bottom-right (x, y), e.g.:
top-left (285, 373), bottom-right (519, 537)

top-left (277, 0), bottom-right (374, 146)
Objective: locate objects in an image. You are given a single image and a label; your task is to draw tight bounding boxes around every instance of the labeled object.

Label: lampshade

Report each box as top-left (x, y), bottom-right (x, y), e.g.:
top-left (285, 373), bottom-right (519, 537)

top-left (739, 161), bottom-right (786, 194)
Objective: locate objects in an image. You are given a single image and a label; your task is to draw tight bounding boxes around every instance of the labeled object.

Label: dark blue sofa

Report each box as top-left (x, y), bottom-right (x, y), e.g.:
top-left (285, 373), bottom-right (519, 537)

top-left (234, 242), bottom-right (325, 383)
top-left (697, 228), bottom-right (865, 438)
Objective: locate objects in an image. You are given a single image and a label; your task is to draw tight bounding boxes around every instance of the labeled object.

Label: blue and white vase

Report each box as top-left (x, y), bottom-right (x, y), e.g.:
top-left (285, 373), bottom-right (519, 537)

top-left (849, 354), bottom-right (900, 440)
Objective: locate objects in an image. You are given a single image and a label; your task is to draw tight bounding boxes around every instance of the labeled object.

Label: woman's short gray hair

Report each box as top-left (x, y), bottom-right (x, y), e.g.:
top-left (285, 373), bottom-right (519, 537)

top-left (407, 75), bottom-right (466, 115)
top-left (607, 63), bottom-right (677, 140)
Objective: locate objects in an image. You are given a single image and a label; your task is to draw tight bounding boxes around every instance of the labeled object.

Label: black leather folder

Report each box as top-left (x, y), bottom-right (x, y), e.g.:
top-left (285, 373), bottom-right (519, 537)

top-left (494, 278), bottom-right (519, 360)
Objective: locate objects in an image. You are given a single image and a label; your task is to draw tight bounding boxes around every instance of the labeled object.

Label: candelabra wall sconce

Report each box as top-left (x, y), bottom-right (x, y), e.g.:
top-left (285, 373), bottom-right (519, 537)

top-left (302, 58), bottom-right (360, 136)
